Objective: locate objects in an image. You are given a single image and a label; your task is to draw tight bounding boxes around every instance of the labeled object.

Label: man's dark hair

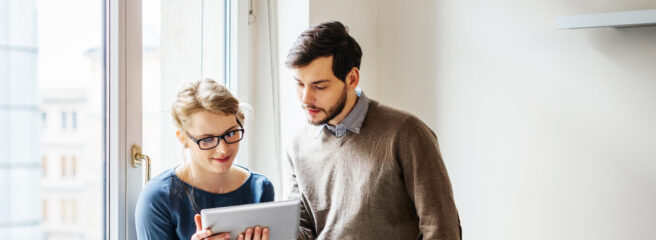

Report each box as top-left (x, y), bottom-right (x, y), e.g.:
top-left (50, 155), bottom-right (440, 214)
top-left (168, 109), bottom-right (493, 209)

top-left (285, 21), bottom-right (362, 82)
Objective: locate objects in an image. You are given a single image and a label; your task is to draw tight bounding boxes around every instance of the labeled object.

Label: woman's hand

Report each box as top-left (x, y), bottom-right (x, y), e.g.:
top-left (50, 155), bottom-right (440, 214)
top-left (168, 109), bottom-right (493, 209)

top-left (192, 214), bottom-right (230, 240)
top-left (237, 225), bottom-right (269, 240)
top-left (191, 214), bottom-right (269, 240)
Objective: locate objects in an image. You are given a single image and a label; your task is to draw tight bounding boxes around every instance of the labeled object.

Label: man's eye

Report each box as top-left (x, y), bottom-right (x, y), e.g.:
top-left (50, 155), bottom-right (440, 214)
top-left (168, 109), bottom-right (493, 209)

top-left (316, 86), bottom-right (327, 90)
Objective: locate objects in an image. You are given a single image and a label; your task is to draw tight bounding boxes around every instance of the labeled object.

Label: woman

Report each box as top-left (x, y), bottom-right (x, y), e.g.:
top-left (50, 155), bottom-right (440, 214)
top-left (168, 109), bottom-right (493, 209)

top-left (136, 79), bottom-right (273, 240)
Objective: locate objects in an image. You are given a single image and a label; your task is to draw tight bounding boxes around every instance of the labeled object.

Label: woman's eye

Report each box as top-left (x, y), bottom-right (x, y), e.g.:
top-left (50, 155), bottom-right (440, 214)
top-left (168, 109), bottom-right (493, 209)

top-left (226, 131), bottom-right (236, 137)
top-left (200, 138), bottom-right (215, 144)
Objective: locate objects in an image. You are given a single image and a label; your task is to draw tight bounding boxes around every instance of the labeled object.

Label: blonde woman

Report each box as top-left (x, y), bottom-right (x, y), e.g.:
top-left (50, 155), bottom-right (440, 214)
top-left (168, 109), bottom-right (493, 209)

top-left (136, 79), bottom-right (273, 240)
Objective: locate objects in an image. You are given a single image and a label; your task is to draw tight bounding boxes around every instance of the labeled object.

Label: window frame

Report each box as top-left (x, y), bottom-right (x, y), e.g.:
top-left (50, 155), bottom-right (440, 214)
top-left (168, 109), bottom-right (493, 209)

top-left (104, 0), bottom-right (247, 239)
top-left (105, 0), bottom-right (142, 238)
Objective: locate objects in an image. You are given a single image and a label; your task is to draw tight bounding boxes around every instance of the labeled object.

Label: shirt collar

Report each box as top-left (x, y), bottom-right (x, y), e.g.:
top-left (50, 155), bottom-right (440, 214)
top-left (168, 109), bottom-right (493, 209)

top-left (318, 88), bottom-right (369, 138)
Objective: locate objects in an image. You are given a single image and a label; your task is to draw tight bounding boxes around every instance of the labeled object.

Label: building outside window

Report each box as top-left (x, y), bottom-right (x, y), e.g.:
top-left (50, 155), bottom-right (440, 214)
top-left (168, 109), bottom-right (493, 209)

top-left (42, 200), bottom-right (48, 222)
top-left (42, 156), bottom-right (47, 177)
top-left (42, 112), bottom-right (47, 128)
top-left (72, 111), bottom-right (77, 131)
top-left (60, 156), bottom-right (66, 177)
top-left (71, 156), bottom-right (77, 177)
top-left (61, 111), bottom-right (66, 130)
top-left (60, 199), bottom-right (66, 223)
top-left (1, 0), bottom-right (230, 239)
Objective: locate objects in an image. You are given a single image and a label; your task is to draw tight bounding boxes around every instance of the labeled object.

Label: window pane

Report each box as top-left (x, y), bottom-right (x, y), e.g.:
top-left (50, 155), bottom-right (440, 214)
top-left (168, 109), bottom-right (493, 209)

top-left (0, 0), bottom-right (104, 239)
top-left (142, 0), bottom-right (227, 178)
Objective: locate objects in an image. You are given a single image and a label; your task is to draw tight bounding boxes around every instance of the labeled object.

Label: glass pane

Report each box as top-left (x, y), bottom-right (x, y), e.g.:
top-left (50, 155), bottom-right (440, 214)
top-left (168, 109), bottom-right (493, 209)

top-left (0, 0), bottom-right (104, 239)
top-left (142, 0), bottom-right (227, 178)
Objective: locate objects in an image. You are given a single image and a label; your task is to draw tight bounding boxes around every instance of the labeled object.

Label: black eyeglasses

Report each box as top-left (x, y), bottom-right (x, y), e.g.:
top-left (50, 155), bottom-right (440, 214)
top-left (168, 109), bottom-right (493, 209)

top-left (186, 120), bottom-right (245, 150)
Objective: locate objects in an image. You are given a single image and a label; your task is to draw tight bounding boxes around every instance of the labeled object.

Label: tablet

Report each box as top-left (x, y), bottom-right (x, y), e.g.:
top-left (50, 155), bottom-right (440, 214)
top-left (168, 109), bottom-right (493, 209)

top-left (201, 200), bottom-right (300, 240)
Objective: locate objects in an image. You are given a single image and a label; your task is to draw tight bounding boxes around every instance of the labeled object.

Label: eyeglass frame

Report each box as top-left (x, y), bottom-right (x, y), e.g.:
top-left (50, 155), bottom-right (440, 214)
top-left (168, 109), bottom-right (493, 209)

top-left (185, 119), bottom-right (245, 150)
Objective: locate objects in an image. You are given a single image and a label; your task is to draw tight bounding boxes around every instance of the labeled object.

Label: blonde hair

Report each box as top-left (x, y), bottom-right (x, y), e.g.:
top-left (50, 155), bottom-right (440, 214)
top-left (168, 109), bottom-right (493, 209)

top-left (171, 78), bottom-right (245, 131)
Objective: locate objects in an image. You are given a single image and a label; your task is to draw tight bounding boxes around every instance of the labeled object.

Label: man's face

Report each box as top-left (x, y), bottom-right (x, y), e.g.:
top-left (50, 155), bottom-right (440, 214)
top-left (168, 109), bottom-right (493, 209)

top-left (293, 56), bottom-right (348, 125)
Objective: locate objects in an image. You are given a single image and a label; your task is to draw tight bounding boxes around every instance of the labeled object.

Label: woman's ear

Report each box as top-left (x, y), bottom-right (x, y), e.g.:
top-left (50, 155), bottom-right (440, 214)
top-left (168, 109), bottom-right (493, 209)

top-left (176, 130), bottom-right (188, 148)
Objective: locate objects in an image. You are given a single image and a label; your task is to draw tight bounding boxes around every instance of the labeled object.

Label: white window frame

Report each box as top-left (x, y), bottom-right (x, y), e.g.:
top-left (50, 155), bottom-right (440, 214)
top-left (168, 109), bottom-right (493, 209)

top-left (105, 0), bottom-right (142, 238)
top-left (104, 0), bottom-right (248, 239)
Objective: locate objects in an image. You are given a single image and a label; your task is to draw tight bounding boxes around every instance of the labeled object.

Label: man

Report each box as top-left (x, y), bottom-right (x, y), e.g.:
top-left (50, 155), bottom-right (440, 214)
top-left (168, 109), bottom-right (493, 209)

top-left (285, 21), bottom-right (462, 239)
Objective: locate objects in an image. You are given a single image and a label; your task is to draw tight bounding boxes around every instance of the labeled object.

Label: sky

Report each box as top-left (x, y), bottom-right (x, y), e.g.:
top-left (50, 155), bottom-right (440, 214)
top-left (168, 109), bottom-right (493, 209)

top-left (37, 0), bottom-right (101, 88)
top-left (36, 0), bottom-right (160, 88)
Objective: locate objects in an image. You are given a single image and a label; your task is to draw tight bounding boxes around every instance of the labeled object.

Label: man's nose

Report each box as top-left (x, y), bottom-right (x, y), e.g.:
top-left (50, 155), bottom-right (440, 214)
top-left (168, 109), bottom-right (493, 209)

top-left (301, 87), bottom-right (313, 106)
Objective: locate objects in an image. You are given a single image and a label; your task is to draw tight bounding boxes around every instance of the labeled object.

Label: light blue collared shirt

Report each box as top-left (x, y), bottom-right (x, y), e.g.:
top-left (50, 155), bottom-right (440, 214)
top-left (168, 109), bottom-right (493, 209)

top-left (320, 88), bottom-right (369, 138)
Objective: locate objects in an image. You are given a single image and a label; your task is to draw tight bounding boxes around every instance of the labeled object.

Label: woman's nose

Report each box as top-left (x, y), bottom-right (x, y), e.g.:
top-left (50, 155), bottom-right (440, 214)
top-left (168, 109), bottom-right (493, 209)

top-left (215, 139), bottom-right (229, 154)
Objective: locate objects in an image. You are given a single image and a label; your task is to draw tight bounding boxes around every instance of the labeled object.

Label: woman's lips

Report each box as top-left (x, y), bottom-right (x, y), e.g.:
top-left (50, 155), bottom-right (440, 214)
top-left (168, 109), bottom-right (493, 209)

top-left (211, 156), bottom-right (231, 163)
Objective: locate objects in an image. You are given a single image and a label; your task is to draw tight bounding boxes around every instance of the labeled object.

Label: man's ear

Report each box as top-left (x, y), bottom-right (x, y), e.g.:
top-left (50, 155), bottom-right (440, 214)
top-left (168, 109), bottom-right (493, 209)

top-left (176, 130), bottom-right (187, 147)
top-left (346, 67), bottom-right (360, 90)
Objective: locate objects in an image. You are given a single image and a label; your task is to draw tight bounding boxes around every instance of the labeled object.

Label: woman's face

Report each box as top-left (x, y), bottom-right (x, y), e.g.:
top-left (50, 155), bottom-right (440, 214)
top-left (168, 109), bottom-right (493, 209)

top-left (183, 110), bottom-right (241, 174)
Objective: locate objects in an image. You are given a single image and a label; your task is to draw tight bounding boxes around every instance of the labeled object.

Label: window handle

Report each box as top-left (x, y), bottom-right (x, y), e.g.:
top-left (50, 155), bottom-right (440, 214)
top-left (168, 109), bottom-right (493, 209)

top-left (131, 144), bottom-right (151, 186)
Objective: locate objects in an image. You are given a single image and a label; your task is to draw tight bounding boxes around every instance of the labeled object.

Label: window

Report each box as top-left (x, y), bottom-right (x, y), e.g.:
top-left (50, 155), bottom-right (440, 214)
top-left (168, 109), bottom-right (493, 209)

top-left (71, 156), bottom-right (77, 177)
top-left (42, 112), bottom-right (47, 128)
top-left (61, 156), bottom-right (66, 177)
top-left (42, 199), bottom-right (48, 221)
top-left (71, 111), bottom-right (77, 130)
top-left (0, 0), bottom-right (239, 238)
top-left (141, 0), bottom-right (228, 177)
top-left (71, 199), bottom-right (77, 223)
top-left (61, 199), bottom-right (67, 222)
top-left (42, 156), bottom-right (47, 177)
top-left (61, 111), bottom-right (66, 130)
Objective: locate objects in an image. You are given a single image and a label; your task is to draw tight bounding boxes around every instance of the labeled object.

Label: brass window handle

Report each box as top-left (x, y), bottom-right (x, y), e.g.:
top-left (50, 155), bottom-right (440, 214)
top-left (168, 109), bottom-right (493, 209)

top-left (131, 144), bottom-right (151, 185)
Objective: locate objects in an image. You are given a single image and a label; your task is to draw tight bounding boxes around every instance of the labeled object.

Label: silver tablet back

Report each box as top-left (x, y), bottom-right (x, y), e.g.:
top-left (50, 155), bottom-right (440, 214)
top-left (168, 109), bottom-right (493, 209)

top-left (201, 200), bottom-right (300, 240)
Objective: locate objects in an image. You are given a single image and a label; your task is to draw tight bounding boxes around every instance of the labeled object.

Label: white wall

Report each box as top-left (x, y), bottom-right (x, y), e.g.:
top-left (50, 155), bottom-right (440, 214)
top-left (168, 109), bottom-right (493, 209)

top-left (275, 0), bottom-right (656, 239)
top-left (428, 1), bottom-right (656, 239)
top-left (309, 0), bottom-right (381, 99)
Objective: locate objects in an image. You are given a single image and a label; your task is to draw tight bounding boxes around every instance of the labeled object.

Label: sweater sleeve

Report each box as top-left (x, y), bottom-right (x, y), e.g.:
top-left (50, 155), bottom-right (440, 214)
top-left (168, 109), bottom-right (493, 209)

top-left (395, 116), bottom-right (462, 240)
top-left (135, 181), bottom-right (177, 240)
top-left (286, 150), bottom-right (317, 240)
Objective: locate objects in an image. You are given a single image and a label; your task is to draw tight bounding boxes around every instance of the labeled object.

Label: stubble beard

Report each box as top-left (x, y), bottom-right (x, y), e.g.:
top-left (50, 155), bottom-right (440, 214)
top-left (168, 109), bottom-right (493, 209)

top-left (307, 85), bottom-right (348, 126)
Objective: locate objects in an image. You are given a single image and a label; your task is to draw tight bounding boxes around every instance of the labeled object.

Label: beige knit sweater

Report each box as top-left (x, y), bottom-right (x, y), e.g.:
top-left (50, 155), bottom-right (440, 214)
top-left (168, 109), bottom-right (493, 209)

top-left (287, 99), bottom-right (461, 240)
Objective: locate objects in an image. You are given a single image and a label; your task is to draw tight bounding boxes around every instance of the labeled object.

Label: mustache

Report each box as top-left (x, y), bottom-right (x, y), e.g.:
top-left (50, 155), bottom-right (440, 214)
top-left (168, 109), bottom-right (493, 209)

top-left (302, 104), bottom-right (325, 112)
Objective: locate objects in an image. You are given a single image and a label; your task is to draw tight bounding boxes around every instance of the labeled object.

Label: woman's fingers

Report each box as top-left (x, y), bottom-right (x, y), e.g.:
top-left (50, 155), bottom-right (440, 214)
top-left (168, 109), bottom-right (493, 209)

top-left (244, 227), bottom-right (253, 240)
top-left (194, 214), bottom-right (203, 232)
top-left (261, 227), bottom-right (269, 240)
top-left (253, 226), bottom-right (262, 240)
top-left (191, 229), bottom-right (212, 240)
top-left (239, 226), bottom-right (269, 240)
top-left (207, 232), bottom-right (230, 240)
